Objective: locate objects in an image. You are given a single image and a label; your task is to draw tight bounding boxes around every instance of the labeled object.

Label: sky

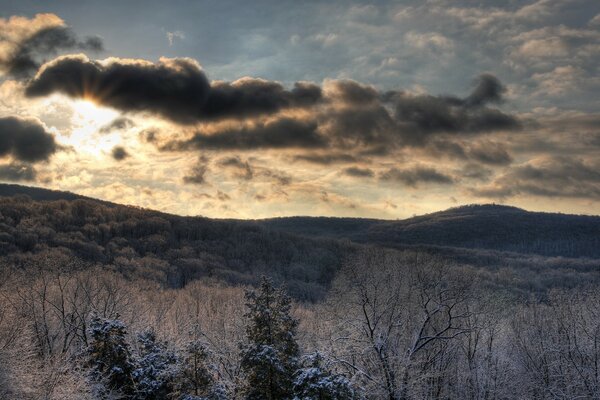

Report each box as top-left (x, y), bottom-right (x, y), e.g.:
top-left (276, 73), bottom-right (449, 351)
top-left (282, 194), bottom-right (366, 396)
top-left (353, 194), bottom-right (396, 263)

top-left (0, 0), bottom-right (599, 219)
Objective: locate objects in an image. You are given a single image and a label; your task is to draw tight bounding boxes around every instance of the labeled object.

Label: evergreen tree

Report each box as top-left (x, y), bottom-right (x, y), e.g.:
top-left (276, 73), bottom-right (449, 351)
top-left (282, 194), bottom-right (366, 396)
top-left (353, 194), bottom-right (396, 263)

top-left (132, 329), bottom-right (179, 399)
top-left (240, 276), bottom-right (299, 399)
top-left (88, 315), bottom-right (135, 397)
top-left (177, 338), bottom-right (215, 398)
top-left (293, 352), bottom-right (357, 400)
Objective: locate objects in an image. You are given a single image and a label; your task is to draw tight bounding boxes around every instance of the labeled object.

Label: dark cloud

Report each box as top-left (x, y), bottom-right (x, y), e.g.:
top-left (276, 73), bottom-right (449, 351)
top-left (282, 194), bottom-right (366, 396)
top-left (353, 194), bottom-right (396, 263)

top-left (164, 118), bottom-right (325, 150)
top-left (26, 54), bottom-right (519, 160)
top-left (292, 153), bottom-right (358, 164)
top-left (0, 116), bottom-right (57, 162)
top-left (202, 79), bottom-right (322, 120)
top-left (427, 139), bottom-right (513, 165)
top-left (465, 73), bottom-right (506, 107)
top-left (467, 141), bottom-right (513, 165)
top-left (26, 55), bottom-right (212, 124)
top-left (99, 117), bottom-right (135, 133)
top-left (343, 166), bottom-right (374, 177)
top-left (0, 163), bottom-right (37, 182)
top-left (385, 93), bottom-right (519, 145)
top-left (460, 163), bottom-right (493, 181)
top-left (472, 157), bottom-right (600, 200)
top-left (324, 79), bottom-right (379, 105)
top-left (26, 55), bottom-right (322, 124)
top-left (261, 169), bottom-right (292, 186)
top-left (380, 166), bottom-right (455, 187)
top-left (26, 55), bottom-right (517, 143)
top-left (183, 163), bottom-right (208, 185)
top-left (217, 156), bottom-right (254, 180)
top-left (111, 146), bottom-right (129, 161)
top-left (1, 23), bottom-right (103, 79)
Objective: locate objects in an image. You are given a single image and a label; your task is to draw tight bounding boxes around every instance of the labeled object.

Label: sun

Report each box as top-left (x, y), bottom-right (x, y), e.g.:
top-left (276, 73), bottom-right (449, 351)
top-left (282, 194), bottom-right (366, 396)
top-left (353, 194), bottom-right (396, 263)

top-left (71, 99), bottom-right (119, 127)
top-left (58, 99), bottom-right (123, 157)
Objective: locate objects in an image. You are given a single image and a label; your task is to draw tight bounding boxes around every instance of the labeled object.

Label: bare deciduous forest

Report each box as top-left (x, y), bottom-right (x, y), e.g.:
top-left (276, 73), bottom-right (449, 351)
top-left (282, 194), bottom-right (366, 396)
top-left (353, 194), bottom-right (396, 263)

top-left (0, 187), bottom-right (599, 399)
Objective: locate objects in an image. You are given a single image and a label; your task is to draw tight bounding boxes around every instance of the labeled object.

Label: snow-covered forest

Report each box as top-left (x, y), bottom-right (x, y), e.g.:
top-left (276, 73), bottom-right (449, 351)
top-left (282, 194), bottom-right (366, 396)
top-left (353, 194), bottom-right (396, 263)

top-left (0, 194), bottom-right (599, 399)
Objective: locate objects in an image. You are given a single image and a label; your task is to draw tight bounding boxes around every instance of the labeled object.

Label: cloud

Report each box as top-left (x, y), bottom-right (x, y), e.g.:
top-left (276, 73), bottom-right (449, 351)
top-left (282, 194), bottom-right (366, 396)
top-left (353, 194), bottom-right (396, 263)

top-left (343, 166), bottom-right (374, 178)
top-left (26, 55), bottom-right (322, 124)
top-left (99, 117), bottom-right (135, 133)
top-left (467, 141), bottom-right (513, 166)
top-left (465, 74), bottom-right (506, 107)
top-left (183, 162), bottom-right (208, 185)
top-left (166, 30), bottom-right (185, 46)
top-left (380, 165), bottom-right (454, 187)
top-left (404, 31), bottom-right (454, 52)
top-left (217, 156), bottom-right (254, 180)
top-left (472, 156), bottom-right (600, 200)
top-left (26, 53), bottom-right (519, 161)
top-left (111, 146), bottom-right (129, 161)
top-left (460, 163), bottom-right (493, 181)
top-left (0, 116), bottom-right (57, 162)
top-left (0, 162), bottom-right (36, 182)
top-left (384, 77), bottom-right (519, 144)
top-left (26, 55), bottom-right (212, 124)
top-left (292, 153), bottom-right (358, 164)
top-left (164, 117), bottom-right (325, 150)
top-left (0, 13), bottom-right (103, 78)
top-left (201, 78), bottom-right (322, 120)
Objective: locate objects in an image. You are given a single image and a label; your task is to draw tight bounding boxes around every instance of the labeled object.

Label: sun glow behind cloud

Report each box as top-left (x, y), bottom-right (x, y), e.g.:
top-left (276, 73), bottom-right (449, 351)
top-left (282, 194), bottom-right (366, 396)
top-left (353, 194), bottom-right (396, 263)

top-left (59, 98), bottom-right (120, 156)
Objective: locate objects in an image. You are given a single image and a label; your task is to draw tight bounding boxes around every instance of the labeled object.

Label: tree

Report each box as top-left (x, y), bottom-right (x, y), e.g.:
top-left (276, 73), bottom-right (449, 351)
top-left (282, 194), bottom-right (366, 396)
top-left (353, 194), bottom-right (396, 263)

top-left (132, 329), bottom-right (179, 399)
top-left (87, 315), bottom-right (135, 397)
top-left (293, 352), bottom-right (357, 400)
top-left (239, 277), bottom-right (299, 399)
top-left (177, 337), bottom-right (215, 398)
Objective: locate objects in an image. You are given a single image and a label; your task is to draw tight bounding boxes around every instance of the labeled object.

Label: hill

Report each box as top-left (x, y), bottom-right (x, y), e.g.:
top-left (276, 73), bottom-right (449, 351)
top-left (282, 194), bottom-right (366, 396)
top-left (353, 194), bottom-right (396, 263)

top-left (260, 204), bottom-right (600, 258)
top-left (1, 184), bottom-right (599, 259)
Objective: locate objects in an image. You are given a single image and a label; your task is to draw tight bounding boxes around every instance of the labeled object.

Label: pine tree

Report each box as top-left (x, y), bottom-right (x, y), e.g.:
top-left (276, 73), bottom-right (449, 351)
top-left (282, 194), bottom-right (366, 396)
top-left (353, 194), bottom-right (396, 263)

top-left (293, 352), bottom-right (357, 400)
top-left (177, 338), bottom-right (214, 398)
top-left (132, 329), bottom-right (179, 399)
top-left (88, 315), bottom-right (135, 397)
top-left (240, 276), bottom-right (299, 400)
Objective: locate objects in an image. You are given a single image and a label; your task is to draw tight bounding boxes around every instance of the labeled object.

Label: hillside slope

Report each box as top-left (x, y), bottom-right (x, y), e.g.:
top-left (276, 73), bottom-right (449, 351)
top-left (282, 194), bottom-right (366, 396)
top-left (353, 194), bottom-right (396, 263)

top-left (1, 184), bottom-right (599, 258)
top-left (260, 205), bottom-right (600, 258)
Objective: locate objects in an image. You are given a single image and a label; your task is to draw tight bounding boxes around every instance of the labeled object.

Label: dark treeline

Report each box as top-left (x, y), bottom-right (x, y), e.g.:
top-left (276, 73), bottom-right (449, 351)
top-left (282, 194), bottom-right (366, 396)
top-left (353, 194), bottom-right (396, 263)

top-left (0, 194), bottom-right (598, 302)
top-left (260, 204), bottom-right (600, 258)
top-left (0, 195), bottom-right (349, 301)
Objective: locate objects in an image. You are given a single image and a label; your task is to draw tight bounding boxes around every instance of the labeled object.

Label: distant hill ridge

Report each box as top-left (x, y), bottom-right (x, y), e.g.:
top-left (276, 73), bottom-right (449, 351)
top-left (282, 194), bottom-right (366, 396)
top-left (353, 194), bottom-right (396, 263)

top-left (0, 183), bottom-right (599, 258)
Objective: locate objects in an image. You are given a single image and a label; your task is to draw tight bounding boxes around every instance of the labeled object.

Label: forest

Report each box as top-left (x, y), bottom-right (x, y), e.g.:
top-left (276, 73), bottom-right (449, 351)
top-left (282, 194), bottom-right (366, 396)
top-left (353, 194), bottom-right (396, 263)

top-left (0, 186), bottom-right (600, 399)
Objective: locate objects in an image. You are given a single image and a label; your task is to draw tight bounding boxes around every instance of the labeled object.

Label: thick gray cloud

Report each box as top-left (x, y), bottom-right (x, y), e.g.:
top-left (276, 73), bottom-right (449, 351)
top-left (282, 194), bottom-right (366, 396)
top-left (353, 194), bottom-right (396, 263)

top-left (0, 163), bottom-right (37, 182)
top-left (384, 78), bottom-right (520, 144)
top-left (26, 55), bottom-right (212, 124)
top-left (465, 74), bottom-right (506, 107)
top-left (202, 79), bottom-right (322, 120)
top-left (26, 52), bottom-right (519, 159)
top-left (164, 118), bottom-right (325, 150)
top-left (380, 166), bottom-right (455, 187)
top-left (0, 116), bottom-right (57, 162)
top-left (26, 55), bottom-right (322, 124)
